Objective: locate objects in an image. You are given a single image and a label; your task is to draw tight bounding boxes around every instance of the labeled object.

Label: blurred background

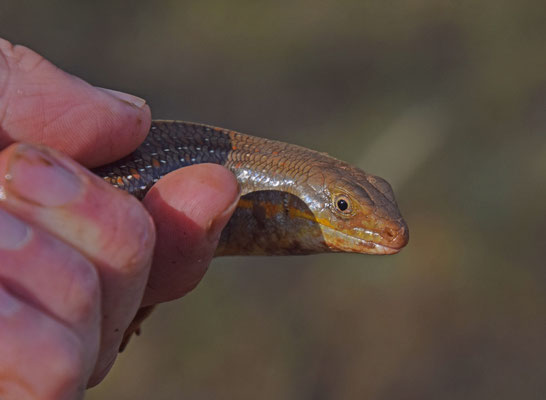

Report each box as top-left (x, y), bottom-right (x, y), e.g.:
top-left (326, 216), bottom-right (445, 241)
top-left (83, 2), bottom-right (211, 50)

top-left (2, 0), bottom-right (545, 398)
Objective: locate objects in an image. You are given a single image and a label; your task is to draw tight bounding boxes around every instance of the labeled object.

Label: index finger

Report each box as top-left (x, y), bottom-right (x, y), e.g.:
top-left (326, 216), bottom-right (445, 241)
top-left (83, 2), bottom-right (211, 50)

top-left (0, 143), bottom-right (156, 384)
top-left (0, 38), bottom-right (151, 167)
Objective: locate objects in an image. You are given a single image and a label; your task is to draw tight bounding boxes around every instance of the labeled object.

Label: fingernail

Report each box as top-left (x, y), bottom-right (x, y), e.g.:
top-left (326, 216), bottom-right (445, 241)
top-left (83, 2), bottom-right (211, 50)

top-left (99, 88), bottom-right (147, 109)
top-left (0, 209), bottom-right (31, 250)
top-left (6, 145), bottom-right (82, 207)
top-left (207, 191), bottom-right (240, 243)
top-left (0, 285), bottom-right (22, 317)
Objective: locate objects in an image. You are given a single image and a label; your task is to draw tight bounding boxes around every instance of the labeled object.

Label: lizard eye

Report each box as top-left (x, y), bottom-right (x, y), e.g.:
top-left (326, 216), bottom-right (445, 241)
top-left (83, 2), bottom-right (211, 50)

top-left (337, 198), bottom-right (348, 211)
top-left (334, 194), bottom-right (353, 215)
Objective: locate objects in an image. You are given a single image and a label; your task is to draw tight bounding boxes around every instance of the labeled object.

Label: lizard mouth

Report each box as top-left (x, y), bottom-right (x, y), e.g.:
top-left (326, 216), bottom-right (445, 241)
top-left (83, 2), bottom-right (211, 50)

top-left (321, 224), bottom-right (407, 255)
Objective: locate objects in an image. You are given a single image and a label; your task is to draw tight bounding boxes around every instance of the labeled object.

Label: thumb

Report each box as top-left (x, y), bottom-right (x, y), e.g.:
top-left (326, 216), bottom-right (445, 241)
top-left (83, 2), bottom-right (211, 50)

top-left (141, 163), bottom-right (240, 306)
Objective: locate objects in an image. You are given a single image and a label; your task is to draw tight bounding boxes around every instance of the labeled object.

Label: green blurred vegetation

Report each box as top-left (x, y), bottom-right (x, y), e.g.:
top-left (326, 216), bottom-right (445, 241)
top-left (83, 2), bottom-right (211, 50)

top-left (2, 0), bottom-right (545, 398)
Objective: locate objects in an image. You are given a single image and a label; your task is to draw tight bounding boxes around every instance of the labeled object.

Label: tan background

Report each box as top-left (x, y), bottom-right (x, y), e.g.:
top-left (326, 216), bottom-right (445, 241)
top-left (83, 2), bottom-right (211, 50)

top-left (1, 1), bottom-right (545, 399)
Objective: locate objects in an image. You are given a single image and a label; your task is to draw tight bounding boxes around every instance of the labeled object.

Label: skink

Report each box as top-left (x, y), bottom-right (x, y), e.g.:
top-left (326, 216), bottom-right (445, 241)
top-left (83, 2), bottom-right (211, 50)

top-left (93, 120), bottom-right (409, 256)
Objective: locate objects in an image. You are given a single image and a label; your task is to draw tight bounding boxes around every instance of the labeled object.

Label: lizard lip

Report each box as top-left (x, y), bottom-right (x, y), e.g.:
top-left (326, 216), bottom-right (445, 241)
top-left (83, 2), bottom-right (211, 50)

top-left (321, 225), bottom-right (406, 255)
top-left (368, 243), bottom-right (401, 255)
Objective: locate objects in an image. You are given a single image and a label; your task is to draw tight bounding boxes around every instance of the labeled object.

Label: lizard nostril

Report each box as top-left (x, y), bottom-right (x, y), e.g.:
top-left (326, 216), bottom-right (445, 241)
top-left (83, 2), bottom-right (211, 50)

top-left (382, 227), bottom-right (396, 240)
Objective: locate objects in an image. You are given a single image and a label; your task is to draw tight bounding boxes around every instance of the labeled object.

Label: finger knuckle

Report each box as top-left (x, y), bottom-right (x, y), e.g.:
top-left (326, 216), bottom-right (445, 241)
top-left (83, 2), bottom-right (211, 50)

top-left (0, 293), bottom-right (86, 399)
top-left (59, 253), bottom-right (100, 322)
top-left (103, 196), bottom-right (155, 274)
top-left (0, 40), bottom-right (47, 73)
top-left (45, 330), bottom-right (85, 392)
top-left (0, 40), bottom-right (50, 137)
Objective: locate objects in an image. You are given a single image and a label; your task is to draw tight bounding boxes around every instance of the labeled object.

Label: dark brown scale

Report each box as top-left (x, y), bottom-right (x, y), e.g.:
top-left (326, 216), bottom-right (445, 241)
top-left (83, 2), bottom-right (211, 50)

top-left (94, 121), bottom-right (233, 199)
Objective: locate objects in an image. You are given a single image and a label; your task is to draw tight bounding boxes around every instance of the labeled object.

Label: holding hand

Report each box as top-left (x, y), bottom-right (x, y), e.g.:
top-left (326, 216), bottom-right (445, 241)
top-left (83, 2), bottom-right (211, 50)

top-left (0, 38), bottom-right (239, 399)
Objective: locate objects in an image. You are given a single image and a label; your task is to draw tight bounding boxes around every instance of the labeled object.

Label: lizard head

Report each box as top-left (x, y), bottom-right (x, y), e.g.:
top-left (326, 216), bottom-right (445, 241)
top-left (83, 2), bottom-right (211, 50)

top-left (302, 163), bottom-right (409, 255)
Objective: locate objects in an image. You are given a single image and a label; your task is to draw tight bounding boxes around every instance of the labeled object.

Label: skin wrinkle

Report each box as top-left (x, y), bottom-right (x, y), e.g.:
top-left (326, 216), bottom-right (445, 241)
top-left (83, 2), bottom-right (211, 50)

top-left (0, 276), bottom-right (79, 337)
top-left (31, 91), bottom-right (102, 154)
top-left (0, 279), bottom-right (96, 389)
top-left (103, 193), bottom-right (155, 274)
top-left (58, 253), bottom-right (98, 324)
top-left (2, 85), bottom-right (47, 149)
top-left (103, 113), bottom-right (116, 162)
top-left (0, 234), bottom-right (100, 339)
top-left (43, 329), bottom-right (86, 399)
top-left (40, 100), bottom-right (85, 140)
top-left (34, 86), bottom-right (48, 147)
top-left (9, 44), bottom-right (46, 73)
top-left (0, 373), bottom-right (36, 399)
top-left (45, 102), bottom-right (91, 158)
top-left (66, 199), bottom-right (148, 274)
top-left (0, 42), bottom-right (13, 138)
top-left (0, 42), bottom-right (54, 145)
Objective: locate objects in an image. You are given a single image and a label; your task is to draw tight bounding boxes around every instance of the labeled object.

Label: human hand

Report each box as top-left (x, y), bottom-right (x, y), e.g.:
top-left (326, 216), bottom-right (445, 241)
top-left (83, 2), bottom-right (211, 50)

top-left (0, 38), bottom-right (239, 399)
